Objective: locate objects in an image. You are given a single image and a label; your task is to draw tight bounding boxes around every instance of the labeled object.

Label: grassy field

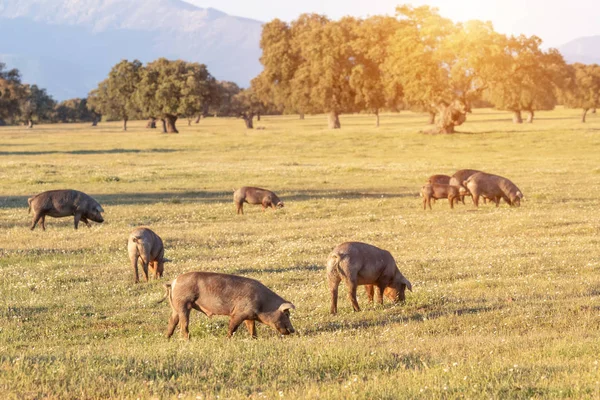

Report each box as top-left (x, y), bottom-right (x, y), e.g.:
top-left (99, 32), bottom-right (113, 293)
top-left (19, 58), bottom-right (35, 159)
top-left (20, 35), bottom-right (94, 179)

top-left (1, 108), bottom-right (599, 399)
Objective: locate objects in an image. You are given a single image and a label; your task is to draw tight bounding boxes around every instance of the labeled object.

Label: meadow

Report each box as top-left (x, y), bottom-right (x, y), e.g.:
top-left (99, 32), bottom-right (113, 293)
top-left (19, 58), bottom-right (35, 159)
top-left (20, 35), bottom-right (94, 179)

top-left (1, 108), bottom-right (599, 399)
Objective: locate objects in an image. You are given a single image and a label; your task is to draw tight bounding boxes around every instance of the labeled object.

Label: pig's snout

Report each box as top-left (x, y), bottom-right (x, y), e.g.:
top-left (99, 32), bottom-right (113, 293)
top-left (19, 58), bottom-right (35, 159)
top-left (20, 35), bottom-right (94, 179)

top-left (276, 202), bottom-right (284, 208)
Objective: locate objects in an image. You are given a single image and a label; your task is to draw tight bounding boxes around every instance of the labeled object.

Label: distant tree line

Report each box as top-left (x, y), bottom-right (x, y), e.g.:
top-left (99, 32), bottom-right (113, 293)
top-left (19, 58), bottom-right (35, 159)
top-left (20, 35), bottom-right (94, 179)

top-left (252, 5), bottom-right (600, 132)
top-left (86, 58), bottom-right (280, 133)
top-left (3, 5), bottom-right (600, 132)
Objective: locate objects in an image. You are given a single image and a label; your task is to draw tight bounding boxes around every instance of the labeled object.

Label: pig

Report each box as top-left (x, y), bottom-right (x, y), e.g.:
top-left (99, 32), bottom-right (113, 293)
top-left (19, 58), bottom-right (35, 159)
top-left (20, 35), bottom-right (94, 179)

top-left (233, 186), bottom-right (284, 215)
top-left (128, 227), bottom-right (165, 283)
top-left (449, 169), bottom-right (482, 204)
top-left (427, 174), bottom-right (451, 185)
top-left (27, 189), bottom-right (104, 230)
top-left (159, 271), bottom-right (296, 339)
top-left (326, 242), bottom-right (412, 314)
top-left (420, 183), bottom-right (465, 210)
top-left (464, 172), bottom-right (524, 207)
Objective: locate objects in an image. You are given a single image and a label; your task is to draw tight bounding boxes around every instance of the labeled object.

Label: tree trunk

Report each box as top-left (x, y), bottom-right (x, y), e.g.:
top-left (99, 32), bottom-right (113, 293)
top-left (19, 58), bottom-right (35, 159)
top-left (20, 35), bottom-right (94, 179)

top-left (243, 113), bottom-right (254, 129)
top-left (91, 117), bottom-right (98, 127)
top-left (582, 108), bottom-right (588, 123)
top-left (375, 110), bottom-right (380, 128)
top-left (526, 110), bottom-right (534, 123)
top-left (428, 111), bottom-right (436, 125)
top-left (512, 110), bottom-right (523, 124)
top-left (195, 115), bottom-right (201, 124)
top-left (165, 115), bottom-right (179, 133)
top-left (28, 119), bottom-right (33, 129)
top-left (188, 118), bottom-right (192, 126)
top-left (328, 111), bottom-right (341, 129)
top-left (123, 118), bottom-right (128, 131)
top-left (160, 119), bottom-right (167, 133)
top-left (427, 100), bottom-right (466, 134)
top-left (592, 108), bottom-right (597, 114)
top-left (257, 112), bottom-right (261, 122)
top-left (299, 113), bottom-right (305, 120)
top-left (146, 118), bottom-right (156, 129)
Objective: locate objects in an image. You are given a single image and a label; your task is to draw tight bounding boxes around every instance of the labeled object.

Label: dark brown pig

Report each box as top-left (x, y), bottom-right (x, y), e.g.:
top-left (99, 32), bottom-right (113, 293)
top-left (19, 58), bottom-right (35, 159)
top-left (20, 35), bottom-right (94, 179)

top-left (233, 186), bottom-right (284, 215)
top-left (420, 183), bottom-right (465, 210)
top-left (159, 272), bottom-right (295, 339)
top-left (464, 172), bottom-right (524, 207)
top-left (449, 169), bottom-right (482, 204)
top-left (326, 242), bottom-right (412, 314)
top-left (427, 174), bottom-right (451, 185)
top-left (27, 189), bottom-right (104, 230)
top-left (128, 227), bottom-right (165, 283)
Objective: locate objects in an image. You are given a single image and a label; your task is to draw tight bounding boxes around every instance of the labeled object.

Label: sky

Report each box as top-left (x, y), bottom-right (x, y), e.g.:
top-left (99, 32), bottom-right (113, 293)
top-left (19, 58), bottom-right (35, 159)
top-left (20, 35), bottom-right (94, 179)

top-left (186, 0), bottom-right (598, 47)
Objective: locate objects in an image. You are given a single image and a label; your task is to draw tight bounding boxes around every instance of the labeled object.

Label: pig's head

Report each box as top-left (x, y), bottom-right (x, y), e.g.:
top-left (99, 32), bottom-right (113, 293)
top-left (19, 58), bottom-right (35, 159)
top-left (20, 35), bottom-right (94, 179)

top-left (509, 191), bottom-right (522, 207)
top-left (383, 273), bottom-right (412, 302)
top-left (261, 303), bottom-right (295, 335)
top-left (273, 195), bottom-right (284, 209)
top-left (86, 204), bottom-right (104, 223)
top-left (458, 186), bottom-right (470, 197)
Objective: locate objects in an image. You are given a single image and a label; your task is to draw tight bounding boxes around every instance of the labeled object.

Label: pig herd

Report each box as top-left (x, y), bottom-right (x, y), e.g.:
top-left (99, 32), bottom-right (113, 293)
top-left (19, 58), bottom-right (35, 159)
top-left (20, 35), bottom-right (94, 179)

top-left (421, 169), bottom-right (524, 210)
top-left (26, 174), bottom-right (520, 339)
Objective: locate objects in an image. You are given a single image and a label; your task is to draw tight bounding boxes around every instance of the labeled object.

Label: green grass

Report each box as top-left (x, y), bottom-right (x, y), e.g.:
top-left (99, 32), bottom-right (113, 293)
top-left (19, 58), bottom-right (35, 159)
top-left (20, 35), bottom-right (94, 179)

top-left (1, 108), bottom-right (599, 399)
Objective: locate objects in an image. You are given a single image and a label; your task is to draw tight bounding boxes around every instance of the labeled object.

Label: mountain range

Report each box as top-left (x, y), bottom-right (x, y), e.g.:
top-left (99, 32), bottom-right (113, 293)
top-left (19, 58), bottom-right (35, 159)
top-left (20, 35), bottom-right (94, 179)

top-left (0, 0), bottom-right (263, 100)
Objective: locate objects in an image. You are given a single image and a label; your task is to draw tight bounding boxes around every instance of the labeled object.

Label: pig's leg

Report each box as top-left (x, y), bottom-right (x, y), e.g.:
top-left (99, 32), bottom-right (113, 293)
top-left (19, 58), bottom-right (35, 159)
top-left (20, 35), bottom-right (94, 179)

top-left (73, 213), bottom-right (81, 229)
top-left (427, 197), bottom-right (432, 210)
top-left (236, 201), bottom-right (244, 215)
top-left (40, 215), bottom-right (46, 231)
top-left (141, 260), bottom-right (149, 282)
top-left (376, 283), bottom-right (385, 305)
top-left (244, 320), bottom-right (257, 338)
top-left (344, 276), bottom-right (361, 312)
top-left (166, 311), bottom-right (180, 339)
top-left (472, 193), bottom-right (480, 207)
top-left (227, 314), bottom-right (246, 338)
top-left (365, 285), bottom-right (374, 303)
top-left (131, 254), bottom-right (140, 283)
top-left (422, 197), bottom-right (427, 210)
top-left (449, 195), bottom-right (455, 209)
top-left (80, 216), bottom-right (91, 228)
top-left (328, 273), bottom-right (341, 314)
top-left (31, 212), bottom-right (43, 230)
top-left (179, 307), bottom-right (191, 340)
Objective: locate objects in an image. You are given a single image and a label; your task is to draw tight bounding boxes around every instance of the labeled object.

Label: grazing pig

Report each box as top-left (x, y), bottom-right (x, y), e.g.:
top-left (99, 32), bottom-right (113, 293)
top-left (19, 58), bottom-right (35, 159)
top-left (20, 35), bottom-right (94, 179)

top-left (128, 227), bottom-right (165, 283)
top-left (233, 186), bottom-right (284, 215)
top-left (464, 172), bottom-right (524, 207)
top-left (27, 189), bottom-right (104, 230)
top-left (326, 242), bottom-right (412, 314)
top-left (159, 271), bottom-right (296, 339)
top-left (449, 169), bottom-right (482, 204)
top-left (420, 183), bottom-right (465, 210)
top-left (427, 174), bottom-right (451, 185)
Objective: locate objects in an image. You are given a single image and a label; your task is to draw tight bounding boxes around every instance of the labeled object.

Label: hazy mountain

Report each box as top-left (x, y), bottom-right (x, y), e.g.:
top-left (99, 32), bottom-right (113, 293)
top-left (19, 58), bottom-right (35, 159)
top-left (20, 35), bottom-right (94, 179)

top-left (559, 36), bottom-right (600, 65)
top-left (0, 0), bottom-right (263, 100)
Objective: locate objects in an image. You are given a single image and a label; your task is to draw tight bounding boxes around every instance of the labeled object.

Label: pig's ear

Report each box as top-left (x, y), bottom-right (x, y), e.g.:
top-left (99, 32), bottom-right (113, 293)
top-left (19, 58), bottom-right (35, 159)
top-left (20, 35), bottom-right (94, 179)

top-left (279, 303), bottom-right (295, 313)
top-left (96, 205), bottom-right (104, 213)
top-left (400, 276), bottom-right (412, 292)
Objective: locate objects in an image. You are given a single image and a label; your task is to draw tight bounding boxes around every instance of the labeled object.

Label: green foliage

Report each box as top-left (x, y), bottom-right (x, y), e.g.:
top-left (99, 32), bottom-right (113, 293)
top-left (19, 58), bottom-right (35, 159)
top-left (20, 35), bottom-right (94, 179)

top-left (485, 35), bottom-right (568, 117)
top-left (562, 63), bottom-right (600, 115)
top-left (134, 58), bottom-right (214, 132)
top-left (87, 60), bottom-right (143, 126)
top-left (54, 98), bottom-right (96, 123)
top-left (0, 63), bottom-right (24, 122)
top-left (19, 84), bottom-right (56, 126)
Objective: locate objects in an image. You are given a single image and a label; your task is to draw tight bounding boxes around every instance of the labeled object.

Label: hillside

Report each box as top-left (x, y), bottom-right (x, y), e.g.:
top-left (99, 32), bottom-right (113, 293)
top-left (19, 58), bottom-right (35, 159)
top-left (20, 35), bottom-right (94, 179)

top-left (559, 35), bottom-right (600, 65)
top-left (0, 0), bottom-right (263, 100)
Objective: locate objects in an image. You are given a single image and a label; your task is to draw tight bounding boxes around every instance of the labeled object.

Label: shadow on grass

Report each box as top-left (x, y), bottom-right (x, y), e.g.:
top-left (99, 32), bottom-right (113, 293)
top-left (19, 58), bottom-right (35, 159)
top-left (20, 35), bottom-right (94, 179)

top-left (231, 264), bottom-right (324, 275)
top-left (2, 189), bottom-right (416, 209)
top-left (0, 148), bottom-right (179, 156)
top-left (303, 306), bottom-right (494, 335)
